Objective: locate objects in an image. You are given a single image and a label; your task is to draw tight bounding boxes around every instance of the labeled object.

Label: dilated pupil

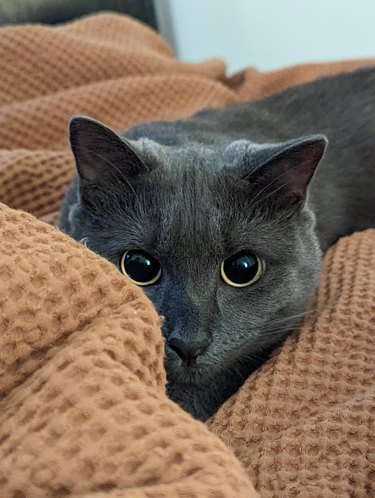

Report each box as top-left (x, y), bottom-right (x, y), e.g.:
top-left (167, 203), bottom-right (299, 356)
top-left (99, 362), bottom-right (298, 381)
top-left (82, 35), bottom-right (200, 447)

top-left (224, 252), bottom-right (259, 284)
top-left (124, 249), bottom-right (160, 283)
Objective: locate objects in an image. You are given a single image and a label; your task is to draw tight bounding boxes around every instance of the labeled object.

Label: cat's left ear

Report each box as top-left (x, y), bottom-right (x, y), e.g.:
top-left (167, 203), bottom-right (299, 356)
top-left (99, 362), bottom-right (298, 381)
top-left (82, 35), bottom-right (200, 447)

top-left (241, 135), bottom-right (328, 210)
top-left (69, 116), bottom-right (148, 187)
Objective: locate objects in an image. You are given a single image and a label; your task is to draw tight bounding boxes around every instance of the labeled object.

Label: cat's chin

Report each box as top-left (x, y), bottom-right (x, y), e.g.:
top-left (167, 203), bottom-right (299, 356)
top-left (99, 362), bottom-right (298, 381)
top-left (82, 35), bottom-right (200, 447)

top-left (166, 366), bottom-right (247, 421)
top-left (166, 379), bottom-right (227, 421)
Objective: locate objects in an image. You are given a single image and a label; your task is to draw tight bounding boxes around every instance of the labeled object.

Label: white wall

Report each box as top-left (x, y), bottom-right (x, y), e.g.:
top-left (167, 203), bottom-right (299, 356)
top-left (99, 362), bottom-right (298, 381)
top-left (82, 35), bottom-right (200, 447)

top-left (156, 0), bottom-right (375, 74)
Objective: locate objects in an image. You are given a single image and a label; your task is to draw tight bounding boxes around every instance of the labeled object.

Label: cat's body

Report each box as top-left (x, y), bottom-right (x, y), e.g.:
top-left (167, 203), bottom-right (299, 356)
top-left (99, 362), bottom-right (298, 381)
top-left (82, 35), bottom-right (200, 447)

top-left (60, 67), bottom-right (375, 420)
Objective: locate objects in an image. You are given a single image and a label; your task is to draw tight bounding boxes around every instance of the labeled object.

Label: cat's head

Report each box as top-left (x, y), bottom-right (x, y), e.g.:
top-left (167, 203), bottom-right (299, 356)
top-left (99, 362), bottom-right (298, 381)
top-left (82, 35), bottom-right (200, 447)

top-left (64, 116), bottom-right (327, 420)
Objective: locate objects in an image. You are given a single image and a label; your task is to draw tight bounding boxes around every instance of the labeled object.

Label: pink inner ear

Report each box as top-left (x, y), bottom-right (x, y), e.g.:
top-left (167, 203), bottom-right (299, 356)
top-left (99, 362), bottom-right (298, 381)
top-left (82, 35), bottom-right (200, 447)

top-left (280, 157), bottom-right (317, 198)
top-left (256, 137), bottom-right (326, 209)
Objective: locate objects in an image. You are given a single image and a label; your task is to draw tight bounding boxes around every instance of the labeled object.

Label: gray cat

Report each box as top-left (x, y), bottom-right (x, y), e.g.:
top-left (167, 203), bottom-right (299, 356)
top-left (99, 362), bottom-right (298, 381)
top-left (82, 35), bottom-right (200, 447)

top-left (60, 67), bottom-right (375, 420)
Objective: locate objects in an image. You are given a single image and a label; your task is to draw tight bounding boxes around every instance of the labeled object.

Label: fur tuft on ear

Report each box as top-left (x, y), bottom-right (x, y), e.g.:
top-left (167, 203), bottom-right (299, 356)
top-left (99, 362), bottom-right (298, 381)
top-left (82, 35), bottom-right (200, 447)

top-left (69, 116), bottom-right (148, 186)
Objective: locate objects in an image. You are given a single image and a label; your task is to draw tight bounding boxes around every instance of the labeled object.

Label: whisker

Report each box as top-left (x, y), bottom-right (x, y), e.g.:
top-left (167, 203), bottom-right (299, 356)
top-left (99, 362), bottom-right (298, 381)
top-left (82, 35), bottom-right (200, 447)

top-left (264, 309), bottom-right (317, 327)
top-left (256, 326), bottom-right (304, 338)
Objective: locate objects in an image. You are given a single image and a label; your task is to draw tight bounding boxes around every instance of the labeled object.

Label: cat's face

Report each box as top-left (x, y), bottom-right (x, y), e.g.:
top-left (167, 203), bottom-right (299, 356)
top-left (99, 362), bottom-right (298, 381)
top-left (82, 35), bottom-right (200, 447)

top-left (63, 117), bottom-right (326, 420)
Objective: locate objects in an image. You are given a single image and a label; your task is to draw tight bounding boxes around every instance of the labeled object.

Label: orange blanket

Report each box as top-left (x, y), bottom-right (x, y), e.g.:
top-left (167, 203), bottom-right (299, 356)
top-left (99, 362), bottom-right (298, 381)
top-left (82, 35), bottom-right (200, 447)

top-left (0, 13), bottom-right (374, 498)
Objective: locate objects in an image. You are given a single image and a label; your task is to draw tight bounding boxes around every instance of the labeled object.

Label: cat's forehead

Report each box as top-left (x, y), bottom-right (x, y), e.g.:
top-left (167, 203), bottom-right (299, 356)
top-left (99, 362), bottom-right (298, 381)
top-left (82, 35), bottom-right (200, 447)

top-left (136, 141), bottom-right (226, 239)
top-left (140, 159), bottom-right (262, 259)
top-left (128, 139), bottom-right (290, 260)
top-left (152, 160), bottom-right (223, 247)
top-left (137, 138), bottom-right (227, 171)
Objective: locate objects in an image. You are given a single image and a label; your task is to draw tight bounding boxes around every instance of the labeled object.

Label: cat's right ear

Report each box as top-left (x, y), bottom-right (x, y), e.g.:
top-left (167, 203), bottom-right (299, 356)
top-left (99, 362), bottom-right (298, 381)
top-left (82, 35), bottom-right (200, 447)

top-left (69, 116), bottom-right (148, 187)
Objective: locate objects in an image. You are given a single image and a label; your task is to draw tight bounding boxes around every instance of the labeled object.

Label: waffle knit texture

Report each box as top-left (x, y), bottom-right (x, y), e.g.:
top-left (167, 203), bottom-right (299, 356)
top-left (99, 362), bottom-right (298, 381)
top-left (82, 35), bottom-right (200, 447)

top-left (0, 13), bottom-right (374, 498)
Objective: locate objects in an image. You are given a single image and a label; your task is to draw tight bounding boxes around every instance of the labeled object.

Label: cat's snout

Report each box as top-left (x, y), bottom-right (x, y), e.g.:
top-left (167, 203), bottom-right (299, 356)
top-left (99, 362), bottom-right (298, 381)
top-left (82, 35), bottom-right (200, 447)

top-left (167, 336), bottom-right (210, 366)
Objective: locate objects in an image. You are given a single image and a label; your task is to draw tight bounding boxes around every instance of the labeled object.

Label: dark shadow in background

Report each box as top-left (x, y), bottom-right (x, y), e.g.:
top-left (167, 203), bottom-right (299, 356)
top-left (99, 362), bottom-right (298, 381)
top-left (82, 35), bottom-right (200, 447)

top-left (0, 0), bottom-right (158, 29)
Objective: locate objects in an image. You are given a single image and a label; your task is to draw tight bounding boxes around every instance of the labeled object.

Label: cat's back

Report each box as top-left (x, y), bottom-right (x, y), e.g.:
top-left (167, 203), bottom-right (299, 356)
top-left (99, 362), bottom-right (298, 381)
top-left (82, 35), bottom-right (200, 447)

top-left (124, 66), bottom-right (375, 145)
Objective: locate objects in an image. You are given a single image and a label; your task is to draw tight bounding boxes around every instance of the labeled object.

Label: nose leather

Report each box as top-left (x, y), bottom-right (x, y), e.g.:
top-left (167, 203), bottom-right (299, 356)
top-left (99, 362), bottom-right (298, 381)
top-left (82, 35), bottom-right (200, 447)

top-left (168, 336), bottom-right (210, 365)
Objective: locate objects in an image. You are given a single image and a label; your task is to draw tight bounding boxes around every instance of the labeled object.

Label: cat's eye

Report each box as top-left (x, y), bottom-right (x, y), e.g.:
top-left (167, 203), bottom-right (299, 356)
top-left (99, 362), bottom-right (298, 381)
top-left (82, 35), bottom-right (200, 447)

top-left (120, 249), bottom-right (161, 286)
top-left (221, 251), bottom-right (264, 287)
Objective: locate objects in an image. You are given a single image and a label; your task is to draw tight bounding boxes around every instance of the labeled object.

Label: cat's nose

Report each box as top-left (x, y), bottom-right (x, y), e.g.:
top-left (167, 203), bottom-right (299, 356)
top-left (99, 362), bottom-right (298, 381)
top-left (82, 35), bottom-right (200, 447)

top-left (167, 336), bottom-right (210, 366)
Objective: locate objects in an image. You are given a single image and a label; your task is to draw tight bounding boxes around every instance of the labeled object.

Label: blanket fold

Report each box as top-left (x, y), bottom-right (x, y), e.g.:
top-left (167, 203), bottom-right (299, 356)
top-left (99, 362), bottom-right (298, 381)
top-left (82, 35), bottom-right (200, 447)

top-left (0, 12), bottom-right (374, 498)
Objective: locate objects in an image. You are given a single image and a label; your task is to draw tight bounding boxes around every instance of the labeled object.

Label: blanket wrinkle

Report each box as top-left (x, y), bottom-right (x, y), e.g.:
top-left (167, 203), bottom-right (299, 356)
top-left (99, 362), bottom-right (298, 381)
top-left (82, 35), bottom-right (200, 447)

top-left (0, 12), bottom-right (374, 498)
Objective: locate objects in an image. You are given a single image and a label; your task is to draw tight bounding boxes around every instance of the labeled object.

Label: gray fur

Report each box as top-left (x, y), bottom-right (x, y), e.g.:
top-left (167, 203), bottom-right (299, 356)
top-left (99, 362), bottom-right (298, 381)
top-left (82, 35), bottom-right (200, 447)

top-left (60, 67), bottom-right (375, 420)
